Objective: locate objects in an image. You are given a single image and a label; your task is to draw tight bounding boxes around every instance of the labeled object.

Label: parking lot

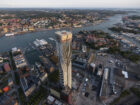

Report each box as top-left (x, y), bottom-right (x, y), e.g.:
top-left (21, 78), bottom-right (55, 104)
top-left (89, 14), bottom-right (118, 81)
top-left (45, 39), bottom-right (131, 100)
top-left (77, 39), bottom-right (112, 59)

top-left (71, 51), bottom-right (140, 105)
top-left (72, 76), bottom-right (97, 105)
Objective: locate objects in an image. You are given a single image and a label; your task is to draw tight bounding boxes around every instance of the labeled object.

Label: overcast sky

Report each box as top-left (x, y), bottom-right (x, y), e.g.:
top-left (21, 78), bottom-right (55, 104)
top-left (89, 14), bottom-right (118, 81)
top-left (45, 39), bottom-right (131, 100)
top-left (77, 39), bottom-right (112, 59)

top-left (0, 0), bottom-right (140, 8)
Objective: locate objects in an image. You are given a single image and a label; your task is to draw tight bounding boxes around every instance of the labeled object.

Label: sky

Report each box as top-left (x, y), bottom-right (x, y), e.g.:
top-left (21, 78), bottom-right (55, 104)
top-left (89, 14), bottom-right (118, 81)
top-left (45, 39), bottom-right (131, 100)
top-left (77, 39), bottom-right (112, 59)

top-left (0, 0), bottom-right (140, 8)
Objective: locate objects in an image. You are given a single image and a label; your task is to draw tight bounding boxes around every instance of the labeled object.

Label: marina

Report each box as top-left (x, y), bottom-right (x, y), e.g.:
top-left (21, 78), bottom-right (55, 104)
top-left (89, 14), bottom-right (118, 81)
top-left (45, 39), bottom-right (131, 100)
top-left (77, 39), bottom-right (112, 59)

top-left (5, 33), bottom-right (15, 37)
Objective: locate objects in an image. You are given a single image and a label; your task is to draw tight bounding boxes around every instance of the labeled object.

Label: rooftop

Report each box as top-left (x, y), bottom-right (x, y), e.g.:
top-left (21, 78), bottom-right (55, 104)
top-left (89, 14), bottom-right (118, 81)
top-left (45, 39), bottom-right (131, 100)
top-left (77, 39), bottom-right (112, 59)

top-left (55, 30), bottom-right (72, 36)
top-left (122, 70), bottom-right (128, 78)
top-left (55, 30), bottom-right (72, 41)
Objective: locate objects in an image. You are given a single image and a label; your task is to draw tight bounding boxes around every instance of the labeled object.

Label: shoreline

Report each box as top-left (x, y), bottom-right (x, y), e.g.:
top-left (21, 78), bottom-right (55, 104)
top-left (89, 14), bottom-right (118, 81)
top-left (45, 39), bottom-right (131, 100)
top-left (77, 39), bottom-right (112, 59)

top-left (0, 14), bottom-right (126, 53)
top-left (0, 20), bottom-right (106, 38)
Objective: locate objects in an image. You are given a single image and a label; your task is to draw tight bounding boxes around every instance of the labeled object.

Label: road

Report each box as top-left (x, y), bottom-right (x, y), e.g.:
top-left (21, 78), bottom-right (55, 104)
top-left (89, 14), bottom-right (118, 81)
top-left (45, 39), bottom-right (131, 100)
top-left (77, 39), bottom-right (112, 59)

top-left (9, 55), bottom-right (21, 105)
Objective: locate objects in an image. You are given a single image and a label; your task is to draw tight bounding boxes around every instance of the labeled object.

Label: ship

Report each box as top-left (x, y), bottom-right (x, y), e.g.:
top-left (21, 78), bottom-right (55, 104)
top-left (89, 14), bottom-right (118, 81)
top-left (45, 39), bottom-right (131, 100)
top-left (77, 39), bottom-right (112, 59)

top-left (74, 25), bottom-right (82, 28)
top-left (5, 33), bottom-right (15, 37)
top-left (49, 37), bottom-right (55, 41)
top-left (33, 39), bottom-right (48, 47)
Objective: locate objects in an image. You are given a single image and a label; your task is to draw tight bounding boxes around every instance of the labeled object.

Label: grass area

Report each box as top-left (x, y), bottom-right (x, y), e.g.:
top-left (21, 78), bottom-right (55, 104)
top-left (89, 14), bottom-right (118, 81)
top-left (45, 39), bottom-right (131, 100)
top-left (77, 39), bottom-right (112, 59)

top-left (72, 50), bottom-right (80, 54)
top-left (9, 51), bottom-right (17, 70)
top-left (110, 90), bottom-right (130, 105)
top-left (48, 70), bottom-right (59, 83)
top-left (0, 72), bottom-right (7, 79)
top-left (3, 59), bottom-right (9, 63)
top-left (15, 72), bottom-right (20, 85)
top-left (0, 75), bottom-right (9, 88)
top-left (81, 30), bottom-right (140, 62)
top-left (107, 46), bottom-right (140, 63)
top-left (18, 86), bottom-right (48, 105)
top-left (109, 27), bottom-right (139, 34)
top-left (84, 30), bottom-right (117, 50)
top-left (128, 15), bottom-right (140, 20)
top-left (85, 42), bottom-right (100, 50)
top-left (18, 88), bottom-right (26, 105)
top-left (89, 30), bottom-right (109, 38)
top-left (9, 51), bottom-right (20, 85)
top-left (130, 87), bottom-right (140, 97)
top-left (27, 86), bottom-right (48, 105)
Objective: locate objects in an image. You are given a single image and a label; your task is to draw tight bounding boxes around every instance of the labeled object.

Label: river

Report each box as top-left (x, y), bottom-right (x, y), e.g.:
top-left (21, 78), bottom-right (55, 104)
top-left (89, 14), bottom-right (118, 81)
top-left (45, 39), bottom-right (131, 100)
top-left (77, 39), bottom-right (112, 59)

top-left (0, 11), bottom-right (140, 53)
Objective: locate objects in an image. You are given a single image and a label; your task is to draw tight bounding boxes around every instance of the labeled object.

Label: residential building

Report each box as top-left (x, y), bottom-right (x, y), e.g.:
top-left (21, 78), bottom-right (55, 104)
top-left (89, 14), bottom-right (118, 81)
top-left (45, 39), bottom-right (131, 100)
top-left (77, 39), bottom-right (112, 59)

top-left (55, 30), bottom-right (72, 89)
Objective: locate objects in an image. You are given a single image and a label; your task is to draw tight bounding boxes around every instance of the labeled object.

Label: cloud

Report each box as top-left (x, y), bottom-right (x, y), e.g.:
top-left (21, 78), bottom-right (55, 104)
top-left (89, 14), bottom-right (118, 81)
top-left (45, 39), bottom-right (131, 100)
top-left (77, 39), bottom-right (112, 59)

top-left (0, 0), bottom-right (140, 8)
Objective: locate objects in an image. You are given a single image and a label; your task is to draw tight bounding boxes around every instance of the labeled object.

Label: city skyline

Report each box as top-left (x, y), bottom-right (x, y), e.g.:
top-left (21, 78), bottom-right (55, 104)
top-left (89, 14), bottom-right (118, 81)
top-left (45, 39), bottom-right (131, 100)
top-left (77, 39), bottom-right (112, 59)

top-left (0, 6), bottom-right (140, 105)
top-left (0, 0), bottom-right (140, 8)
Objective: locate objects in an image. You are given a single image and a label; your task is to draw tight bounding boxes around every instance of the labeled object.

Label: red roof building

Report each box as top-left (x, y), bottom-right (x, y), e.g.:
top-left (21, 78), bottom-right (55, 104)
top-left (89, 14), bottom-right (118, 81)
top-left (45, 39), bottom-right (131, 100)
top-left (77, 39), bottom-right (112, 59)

top-left (3, 63), bottom-right (11, 72)
top-left (3, 86), bottom-right (10, 92)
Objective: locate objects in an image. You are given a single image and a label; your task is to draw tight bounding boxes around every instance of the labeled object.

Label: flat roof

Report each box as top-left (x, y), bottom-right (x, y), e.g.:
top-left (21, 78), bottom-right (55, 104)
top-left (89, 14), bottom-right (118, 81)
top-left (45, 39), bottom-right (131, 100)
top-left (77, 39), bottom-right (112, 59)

top-left (55, 30), bottom-right (72, 42)
top-left (55, 30), bottom-right (72, 36)
top-left (122, 71), bottom-right (128, 78)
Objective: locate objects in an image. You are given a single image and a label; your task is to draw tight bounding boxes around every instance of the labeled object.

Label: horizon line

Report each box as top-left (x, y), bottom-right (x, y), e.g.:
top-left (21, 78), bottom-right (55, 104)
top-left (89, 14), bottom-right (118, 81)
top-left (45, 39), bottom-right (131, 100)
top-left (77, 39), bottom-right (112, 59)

top-left (0, 7), bottom-right (140, 9)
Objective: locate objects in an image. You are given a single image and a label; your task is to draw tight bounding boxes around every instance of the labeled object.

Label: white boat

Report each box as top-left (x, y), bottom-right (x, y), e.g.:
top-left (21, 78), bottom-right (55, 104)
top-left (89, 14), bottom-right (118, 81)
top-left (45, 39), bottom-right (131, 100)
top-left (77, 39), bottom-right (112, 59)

top-left (5, 33), bottom-right (15, 36)
top-left (74, 25), bottom-right (82, 28)
top-left (49, 37), bottom-right (55, 41)
top-left (33, 39), bottom-right (48, 47)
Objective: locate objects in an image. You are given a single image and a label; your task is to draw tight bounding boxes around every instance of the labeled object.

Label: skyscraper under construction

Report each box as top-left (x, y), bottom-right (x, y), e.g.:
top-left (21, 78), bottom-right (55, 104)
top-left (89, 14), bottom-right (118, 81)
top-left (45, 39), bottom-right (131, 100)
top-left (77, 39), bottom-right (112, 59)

top-left (55, 30), bottom-right (72, 89)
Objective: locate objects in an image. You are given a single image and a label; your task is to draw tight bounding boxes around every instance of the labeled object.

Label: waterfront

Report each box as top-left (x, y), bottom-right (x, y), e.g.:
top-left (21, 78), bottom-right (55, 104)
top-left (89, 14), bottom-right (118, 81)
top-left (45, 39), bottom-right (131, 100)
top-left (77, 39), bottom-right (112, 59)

top-left (0, 12), bottom-right (140, 53)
